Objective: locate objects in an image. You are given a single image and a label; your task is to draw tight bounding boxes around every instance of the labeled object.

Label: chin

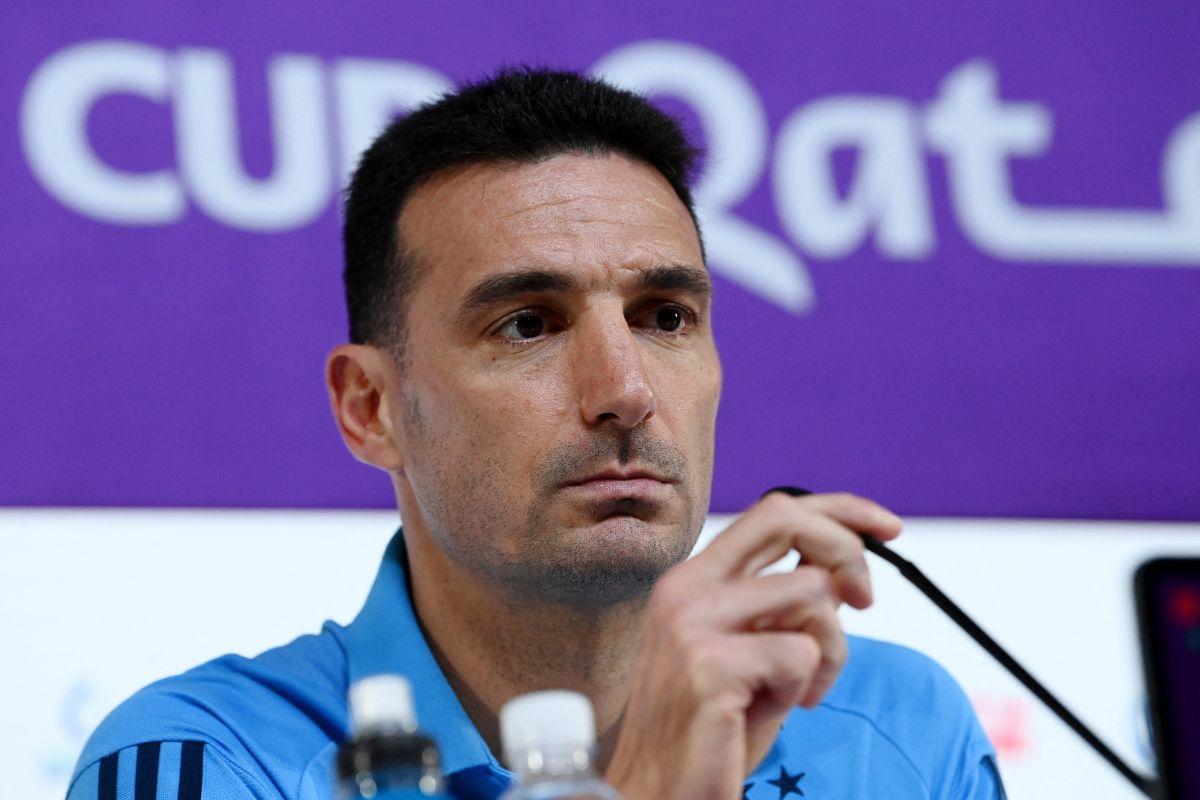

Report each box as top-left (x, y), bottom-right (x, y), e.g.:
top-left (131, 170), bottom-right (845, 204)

top-left (585, 511), bottom-right (666, 536)
top-left (502, 515), bottom-right (693, 608)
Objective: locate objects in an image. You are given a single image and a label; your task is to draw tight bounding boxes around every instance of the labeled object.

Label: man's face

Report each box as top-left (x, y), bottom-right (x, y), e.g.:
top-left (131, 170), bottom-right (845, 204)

top-left (390, 152), bottom-right (721, 607)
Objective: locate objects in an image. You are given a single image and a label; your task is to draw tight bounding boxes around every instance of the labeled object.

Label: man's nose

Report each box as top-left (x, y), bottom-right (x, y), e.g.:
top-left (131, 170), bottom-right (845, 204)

top-left (575, 316), bottom-right (657, 429)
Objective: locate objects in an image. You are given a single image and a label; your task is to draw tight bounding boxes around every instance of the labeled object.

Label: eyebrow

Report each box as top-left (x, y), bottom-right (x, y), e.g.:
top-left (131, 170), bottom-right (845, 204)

top-left (456, 270), bottom-right (577, 319)
top-left (637, 263), bottom-right (713, 297)
top-left (455, 263), bottom-right (712, 321)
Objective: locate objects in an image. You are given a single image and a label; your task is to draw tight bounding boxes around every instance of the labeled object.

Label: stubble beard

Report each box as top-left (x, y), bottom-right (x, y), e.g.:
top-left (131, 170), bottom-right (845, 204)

top-left (403, 390), bottom-right (705, 610)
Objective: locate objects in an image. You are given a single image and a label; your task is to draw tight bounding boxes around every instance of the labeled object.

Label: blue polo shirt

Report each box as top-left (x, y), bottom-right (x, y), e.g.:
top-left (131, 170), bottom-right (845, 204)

top-left (67, 531), bottom-right (1004, 800)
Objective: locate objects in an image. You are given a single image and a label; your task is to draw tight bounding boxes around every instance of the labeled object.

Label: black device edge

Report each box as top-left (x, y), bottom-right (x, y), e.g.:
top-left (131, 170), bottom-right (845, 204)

top-left (1134, 556), bottom-right (1200, 800)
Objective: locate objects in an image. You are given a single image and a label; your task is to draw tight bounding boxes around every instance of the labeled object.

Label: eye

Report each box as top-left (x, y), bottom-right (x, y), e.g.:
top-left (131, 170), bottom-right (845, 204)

top-left (638, 303), bottom-right (695, 335)
top-left (497, 311), bottom-right (548, 340)
top-left (655, 306), bottom-right (684, 333)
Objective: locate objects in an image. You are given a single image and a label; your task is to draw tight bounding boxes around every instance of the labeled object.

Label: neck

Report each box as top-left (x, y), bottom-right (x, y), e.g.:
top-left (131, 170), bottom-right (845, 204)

top-left (402, 525), bottom-right (648, 773)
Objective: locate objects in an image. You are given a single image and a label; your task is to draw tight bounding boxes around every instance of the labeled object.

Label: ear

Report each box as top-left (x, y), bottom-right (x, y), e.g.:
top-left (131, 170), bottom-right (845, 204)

top-left (325, 344), bottom-right (405, 471)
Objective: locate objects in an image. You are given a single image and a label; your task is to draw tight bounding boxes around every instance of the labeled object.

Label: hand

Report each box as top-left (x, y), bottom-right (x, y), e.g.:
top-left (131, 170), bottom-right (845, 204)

top-left (604, 491), bottom-right (903, 800)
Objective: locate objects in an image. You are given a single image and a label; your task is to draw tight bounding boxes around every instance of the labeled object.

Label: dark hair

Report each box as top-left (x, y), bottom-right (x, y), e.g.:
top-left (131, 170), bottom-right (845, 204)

top-left (342, 67), bottom-right (703, 351)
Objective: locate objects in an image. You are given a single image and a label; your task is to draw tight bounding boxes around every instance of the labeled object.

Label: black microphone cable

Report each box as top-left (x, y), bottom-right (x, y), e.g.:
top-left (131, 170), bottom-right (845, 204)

top-left (764, 486), bottom-right (1156, 798)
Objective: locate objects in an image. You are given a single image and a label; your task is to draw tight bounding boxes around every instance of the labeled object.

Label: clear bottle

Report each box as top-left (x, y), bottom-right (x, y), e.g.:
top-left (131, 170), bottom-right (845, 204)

top-left (499, 690), bottom-right (622, 800)
top-left (338, 674), bottom-right (448, 799)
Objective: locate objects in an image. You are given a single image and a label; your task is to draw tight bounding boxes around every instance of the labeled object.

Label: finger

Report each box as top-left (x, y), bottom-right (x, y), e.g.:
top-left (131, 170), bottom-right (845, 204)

top-left (693, 567), bottom-right (833, 631)
top-left (724, 631), bottom-right (823, 713)
top-left (706, 570), bottom-right (849, 707)
top-left (699, 494), bottom-right (873, 607)
top-left (796, 605), bottom-right (847, 708)
top-left (737, 513), bottom-right (864, 584)
top-left (799, 492), bottom-right (904, 542)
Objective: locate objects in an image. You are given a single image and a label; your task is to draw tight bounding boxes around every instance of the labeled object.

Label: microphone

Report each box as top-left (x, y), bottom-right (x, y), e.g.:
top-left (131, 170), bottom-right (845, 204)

top-left (763, 486), bottom-right (1156, 798)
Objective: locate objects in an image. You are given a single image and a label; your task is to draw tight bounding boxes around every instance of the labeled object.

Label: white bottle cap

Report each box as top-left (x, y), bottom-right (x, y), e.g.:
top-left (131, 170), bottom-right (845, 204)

top-left (500, 690), bottom-right (595, 769)
top-left (348, 674), bottom-right (418, 737)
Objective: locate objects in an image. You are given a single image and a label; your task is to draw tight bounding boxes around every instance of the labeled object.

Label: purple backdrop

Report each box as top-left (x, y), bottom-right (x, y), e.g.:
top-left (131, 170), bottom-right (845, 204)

top-left (3, 1), bottom-right (1199, 518)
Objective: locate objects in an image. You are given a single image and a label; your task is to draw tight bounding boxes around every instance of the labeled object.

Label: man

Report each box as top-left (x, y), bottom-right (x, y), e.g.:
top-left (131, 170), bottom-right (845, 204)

top-left (68, 69), bottom-right (1003, 800)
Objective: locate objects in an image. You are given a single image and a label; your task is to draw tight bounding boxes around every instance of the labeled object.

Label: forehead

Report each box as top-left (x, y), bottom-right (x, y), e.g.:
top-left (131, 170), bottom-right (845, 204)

top-left (397, 153), bottom-right (703, 296)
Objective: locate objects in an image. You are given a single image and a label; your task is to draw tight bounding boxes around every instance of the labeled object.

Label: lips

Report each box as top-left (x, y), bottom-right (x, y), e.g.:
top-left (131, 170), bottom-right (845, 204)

top-left (567, 468), bottom-right (671, 486)
top-left (562, 468), bottom-right (675, 504)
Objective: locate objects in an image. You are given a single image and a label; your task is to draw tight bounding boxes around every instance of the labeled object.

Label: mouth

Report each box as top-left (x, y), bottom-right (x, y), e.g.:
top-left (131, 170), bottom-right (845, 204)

top-left (562, 468), bottom-right (676, 506)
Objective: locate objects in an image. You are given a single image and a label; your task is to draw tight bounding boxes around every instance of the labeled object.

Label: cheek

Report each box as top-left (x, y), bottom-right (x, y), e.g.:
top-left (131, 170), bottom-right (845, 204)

top-left (677, 359), bottom-right (722, 487)
top-left (426, 357), bottom-right (573, 464)
top-left (658, 351), bottom-right (721, 427)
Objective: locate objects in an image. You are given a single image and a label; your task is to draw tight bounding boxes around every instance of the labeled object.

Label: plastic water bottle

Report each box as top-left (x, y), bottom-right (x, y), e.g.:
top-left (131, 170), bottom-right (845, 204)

top-left (499, 690), bottom-right (621, 800)
top-left (338, 674), bottom-right (448, 799)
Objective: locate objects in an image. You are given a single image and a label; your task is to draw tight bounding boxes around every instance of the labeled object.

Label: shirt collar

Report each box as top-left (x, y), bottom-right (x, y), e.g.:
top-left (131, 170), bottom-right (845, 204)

top-left (341, 529), bottom-right (504, 776)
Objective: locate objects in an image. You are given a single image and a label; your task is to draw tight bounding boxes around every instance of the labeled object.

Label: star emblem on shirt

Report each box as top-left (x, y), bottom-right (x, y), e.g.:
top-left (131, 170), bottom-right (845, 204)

top-left (765, 765), bottom-right (805, 797)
